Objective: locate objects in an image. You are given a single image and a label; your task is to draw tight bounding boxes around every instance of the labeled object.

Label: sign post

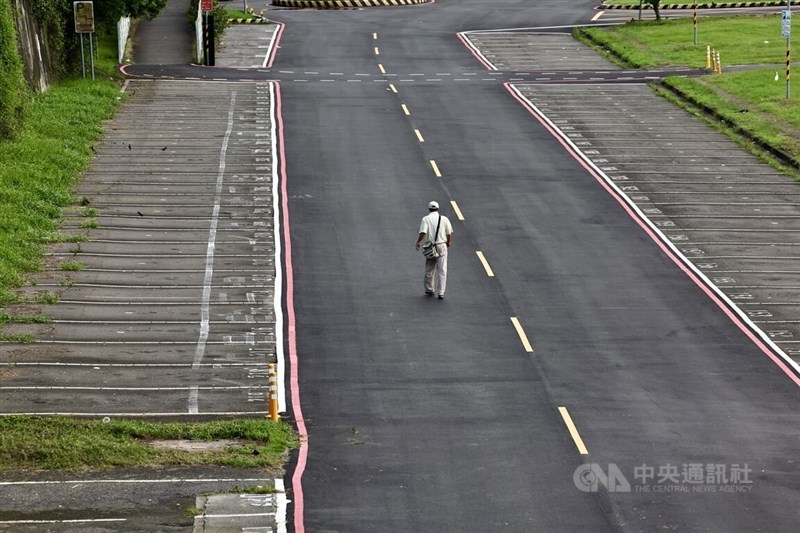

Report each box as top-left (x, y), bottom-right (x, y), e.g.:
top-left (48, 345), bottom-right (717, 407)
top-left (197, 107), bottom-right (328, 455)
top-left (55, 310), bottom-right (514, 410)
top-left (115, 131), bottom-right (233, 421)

top-left (783, 4), bottom-right (792, 98)
top-left (201, 0), bottom-right (214, 66)
top-left (73, 1), bottom-right (95, 79)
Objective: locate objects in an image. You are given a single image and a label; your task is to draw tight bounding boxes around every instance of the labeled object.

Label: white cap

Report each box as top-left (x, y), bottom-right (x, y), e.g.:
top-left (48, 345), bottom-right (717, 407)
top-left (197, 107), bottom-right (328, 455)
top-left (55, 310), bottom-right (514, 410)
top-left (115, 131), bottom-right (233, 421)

top-left (428, 201), bottom-right (439, 210)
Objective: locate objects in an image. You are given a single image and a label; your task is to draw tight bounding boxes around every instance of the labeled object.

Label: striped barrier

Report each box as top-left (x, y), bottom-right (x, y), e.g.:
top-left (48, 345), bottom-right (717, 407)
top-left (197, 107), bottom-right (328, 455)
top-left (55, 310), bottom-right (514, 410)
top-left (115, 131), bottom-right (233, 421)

top-left (227, 18), bottom-right (271, 23)
top-left (600, 1), bottom-right (799, 9)
top-left (272, 0), bottom-right (430, 8)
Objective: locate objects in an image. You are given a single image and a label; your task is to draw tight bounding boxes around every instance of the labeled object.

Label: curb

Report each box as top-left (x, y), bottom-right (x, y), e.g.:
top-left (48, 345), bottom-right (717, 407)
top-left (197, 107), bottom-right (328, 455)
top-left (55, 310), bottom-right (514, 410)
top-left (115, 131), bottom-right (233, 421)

top-left (600, 1), bottom-right (799, 9)
top-left (658, 79), bottom-right (800, 170)
top-left (272, 0), bottom-right (429, 8)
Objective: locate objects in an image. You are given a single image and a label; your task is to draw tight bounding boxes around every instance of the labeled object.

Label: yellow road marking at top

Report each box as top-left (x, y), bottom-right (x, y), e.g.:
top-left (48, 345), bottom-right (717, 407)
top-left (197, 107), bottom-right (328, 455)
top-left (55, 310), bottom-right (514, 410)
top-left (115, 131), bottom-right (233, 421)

top-left (510, 317), bottom-right (533, 352)
top-left (429, 159), bottom-right (442, 177)
top-left (389, 84), bottom-right (398, 93)
top-left (475, 251), bottom-right (495, 277)
top-left (558, 406), bottom-right (589, 455)
top-left (374, 47), bottom-right (380, 56)
top-left (415, 129), bottom-right (425, 143)
top-left (450, 201), bottom-right (464, 220)
top-left (401, 104), bottom-right (411, 116)
top-left (379, 64), bottom-right (386, 74)
top-left (591, 11), bottom-right (604, 21)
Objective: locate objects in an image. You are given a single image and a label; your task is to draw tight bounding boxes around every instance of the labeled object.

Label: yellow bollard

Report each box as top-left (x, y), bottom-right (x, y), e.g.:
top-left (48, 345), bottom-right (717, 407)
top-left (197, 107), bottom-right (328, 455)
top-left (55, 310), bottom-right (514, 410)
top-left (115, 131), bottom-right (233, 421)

top-left (268, 363), bottom-right (279, 422)
top-left (716, 51), bottom-right (722, 74)
top-left (706, 45), bottom-right (711, 70)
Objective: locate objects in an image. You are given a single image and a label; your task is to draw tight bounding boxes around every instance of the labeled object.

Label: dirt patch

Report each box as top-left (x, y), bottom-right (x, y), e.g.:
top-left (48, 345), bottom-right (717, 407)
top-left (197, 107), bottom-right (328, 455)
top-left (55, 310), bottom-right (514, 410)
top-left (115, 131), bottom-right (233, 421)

top-left (147, 440), bottom-right (242, 452)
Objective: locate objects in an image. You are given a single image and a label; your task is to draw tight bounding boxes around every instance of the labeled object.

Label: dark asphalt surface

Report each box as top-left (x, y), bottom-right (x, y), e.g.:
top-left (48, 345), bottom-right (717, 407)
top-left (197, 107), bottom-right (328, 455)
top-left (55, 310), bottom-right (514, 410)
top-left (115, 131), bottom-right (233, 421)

top-left (269, 2), bottom-right (800, 532)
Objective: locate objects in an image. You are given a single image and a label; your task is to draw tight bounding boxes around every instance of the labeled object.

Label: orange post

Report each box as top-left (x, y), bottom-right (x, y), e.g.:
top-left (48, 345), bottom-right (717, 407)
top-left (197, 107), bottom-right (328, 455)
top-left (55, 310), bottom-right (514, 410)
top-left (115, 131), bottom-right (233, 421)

top-left (268, 363), bottom-right (279, 422)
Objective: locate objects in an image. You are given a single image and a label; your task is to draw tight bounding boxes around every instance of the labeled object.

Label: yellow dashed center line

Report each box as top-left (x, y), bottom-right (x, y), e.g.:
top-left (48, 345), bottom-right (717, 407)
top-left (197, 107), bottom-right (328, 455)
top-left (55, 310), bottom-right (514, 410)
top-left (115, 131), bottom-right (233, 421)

top-left (510, 317), bottom-right (533, 352)
top-left (450, 201), bottom-right (464, 221)
top-left (379, 64), bottom-right (386, 74)
top-left (591, 11), bottom-right (604, 22)
top-left (558, 406), bottom-right (589, 455)
top-left (429, 159), bottom-right (442, 177)
top-left (401, 104), bottom-right (411, 116)
top-left (374, 47), bottom-right (380, 56)
top-left (389, 84), bottom-right (397, 93)
top-left (414, 129), bottom-right (425, 143)
top-left (475, 251), bottom-right (495, 277)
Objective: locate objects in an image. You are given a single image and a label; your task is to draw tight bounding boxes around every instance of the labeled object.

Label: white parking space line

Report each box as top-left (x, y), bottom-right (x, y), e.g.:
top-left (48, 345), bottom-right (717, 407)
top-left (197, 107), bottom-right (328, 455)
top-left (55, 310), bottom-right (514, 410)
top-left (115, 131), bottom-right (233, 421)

top-left (194, 92), bottom-right (237, 371)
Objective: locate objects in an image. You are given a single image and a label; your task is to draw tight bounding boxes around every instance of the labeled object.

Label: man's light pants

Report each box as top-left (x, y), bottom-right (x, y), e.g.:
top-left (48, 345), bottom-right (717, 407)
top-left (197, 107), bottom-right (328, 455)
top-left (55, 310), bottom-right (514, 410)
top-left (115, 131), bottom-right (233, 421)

top-left (424, 244), bottom-right (448, 296)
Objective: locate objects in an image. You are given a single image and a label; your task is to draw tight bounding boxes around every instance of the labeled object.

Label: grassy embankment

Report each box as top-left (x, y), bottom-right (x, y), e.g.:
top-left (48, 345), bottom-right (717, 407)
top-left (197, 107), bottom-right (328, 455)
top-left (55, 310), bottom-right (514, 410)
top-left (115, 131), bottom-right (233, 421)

top-left (0, 34), bottom-right (122, 312)
top-left (576, 14), bottom-right (800, 169)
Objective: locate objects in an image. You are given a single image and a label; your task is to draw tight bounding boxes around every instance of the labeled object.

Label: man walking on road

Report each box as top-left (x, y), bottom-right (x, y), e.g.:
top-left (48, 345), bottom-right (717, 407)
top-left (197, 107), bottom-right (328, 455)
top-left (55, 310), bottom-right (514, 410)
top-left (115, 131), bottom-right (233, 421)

top-left (415, 201), bottom-right (453, 299)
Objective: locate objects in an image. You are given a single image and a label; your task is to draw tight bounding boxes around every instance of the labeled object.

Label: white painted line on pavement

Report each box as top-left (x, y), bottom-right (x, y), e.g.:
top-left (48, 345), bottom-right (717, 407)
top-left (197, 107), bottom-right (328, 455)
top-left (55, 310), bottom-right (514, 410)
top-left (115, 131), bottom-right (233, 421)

top-left (558, 406), bottom-right (589, 455)
top-left (189, 386), bottom-right (199, 414)
top-left (194, 91), bottom-right (237, 371)
top-left (389, 84), bottom-right (397, 93)
top-left (415, 129), bottom-right (425, 143)
top-left (592, 11), bottom-right (604, 21)
top-left (401, 104), bottom-right (411, 116)
top-left (271, 82), bottom-right (287, 414)
top-left (379, 64), bottom-right (386, 74)
top-left (276, 478), bottom-right (288, 533)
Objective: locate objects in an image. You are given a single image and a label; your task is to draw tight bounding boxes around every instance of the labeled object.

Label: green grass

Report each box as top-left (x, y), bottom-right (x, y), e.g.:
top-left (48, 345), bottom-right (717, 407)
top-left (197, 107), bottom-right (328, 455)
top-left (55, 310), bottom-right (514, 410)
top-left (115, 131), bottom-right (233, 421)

top-left (0, 30), bottom-right (123, 307)
top-left (0, 312), bottom-right (50, 324)
top-left (0, 81), bottom-right (122, 306)
top-left (0, 416), bottom-right (299, 471)
top-left (579, 15), bottom-right (796, 68)
top-left (225, 8), bottom-right (260, 18)
top-left (60, 260), bottom-right (85, 272)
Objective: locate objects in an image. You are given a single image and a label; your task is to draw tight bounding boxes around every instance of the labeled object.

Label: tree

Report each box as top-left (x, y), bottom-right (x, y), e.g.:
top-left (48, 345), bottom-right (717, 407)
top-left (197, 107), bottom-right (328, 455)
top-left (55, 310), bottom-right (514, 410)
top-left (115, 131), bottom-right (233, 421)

top-left (91, 0), bottom-right (168, 26)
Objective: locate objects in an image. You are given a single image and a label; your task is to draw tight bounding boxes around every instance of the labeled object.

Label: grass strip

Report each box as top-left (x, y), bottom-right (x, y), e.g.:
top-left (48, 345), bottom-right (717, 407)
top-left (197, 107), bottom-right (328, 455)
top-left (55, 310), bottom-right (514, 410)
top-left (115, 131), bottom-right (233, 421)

top-left (0, 416), bottom-right (299, 471)
top-left (577, 15), bottom-right (797, 68)
top-left (0, 38), bottom-right (123, 307)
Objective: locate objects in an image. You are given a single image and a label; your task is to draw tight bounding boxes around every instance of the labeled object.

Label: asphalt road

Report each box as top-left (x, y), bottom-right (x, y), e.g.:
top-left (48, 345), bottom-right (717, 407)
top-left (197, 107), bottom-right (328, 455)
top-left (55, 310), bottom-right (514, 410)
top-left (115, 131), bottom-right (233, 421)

top-left (2, 0), bottom-right (799, 531)
top-left (268, 2), bottom-right (800, 532)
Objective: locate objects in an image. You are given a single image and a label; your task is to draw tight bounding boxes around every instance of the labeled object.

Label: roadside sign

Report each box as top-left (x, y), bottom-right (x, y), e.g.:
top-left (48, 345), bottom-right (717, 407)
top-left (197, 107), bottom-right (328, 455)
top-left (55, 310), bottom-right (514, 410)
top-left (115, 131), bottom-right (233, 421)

top-left (201, 0), bottom-right (213, 11)
top-left (73, 1), bottom-right (95, 34)
top-left (782, 10), bottom-right (791, 39)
